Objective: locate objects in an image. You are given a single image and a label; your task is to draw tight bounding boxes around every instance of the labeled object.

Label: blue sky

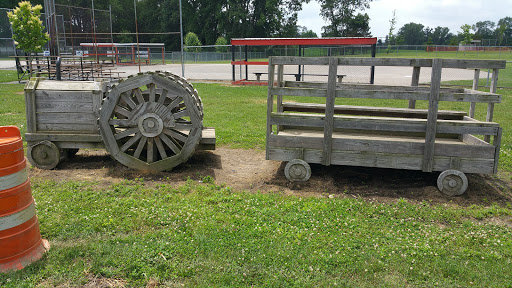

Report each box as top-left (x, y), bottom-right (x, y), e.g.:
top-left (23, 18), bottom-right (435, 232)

top-left (297, 0), bottom-right (512, 39)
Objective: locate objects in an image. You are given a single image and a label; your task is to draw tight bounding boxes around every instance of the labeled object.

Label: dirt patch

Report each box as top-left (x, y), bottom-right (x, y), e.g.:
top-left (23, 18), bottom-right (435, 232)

top-left (29, 147), bottom-right (512, 207)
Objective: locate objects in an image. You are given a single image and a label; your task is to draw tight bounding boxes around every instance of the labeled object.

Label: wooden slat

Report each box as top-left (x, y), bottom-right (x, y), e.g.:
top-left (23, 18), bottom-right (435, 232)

top-left (269, 131), bottom-right (495, 159)
top-left (36, 112), bottom-right (97, 124)
top-left (422, 58), bottom-right (442, 172)
top-left (408, 66), bottom-right (420, 109)
top-left (36, 123), bottom-right (97, 132)
top-left (270, 113), bottom-right (499, 135)
top-left (25, 133), bottom-right (102, 142)
top-left (266, 58), bottom-right (276, 160)
top-left (493, 128), bottom-right (502, 174)
top-left (322, 58), bottom-right (337, 166)
top-left (469, 69), bottom-right (480, 118)
top-left (35, 80), bottom-right (106, 91)
top-left (268, 147), bottom-right (494, 174)
top-left (485, 69), bottom-right (499, 143)
top-left (282, 102), bottom-right (466, 120)
top-left (35, 101), bottom-right (93, 113)
top-left (34, 90), bottom-right (93, 103)
top-left (271, 87), bottom-right (501, 103)
top-left (270, 56), bottom-right (506, 69)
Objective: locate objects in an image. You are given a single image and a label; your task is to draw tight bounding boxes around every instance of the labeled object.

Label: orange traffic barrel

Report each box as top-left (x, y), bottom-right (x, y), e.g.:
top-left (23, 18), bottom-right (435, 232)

top-left (0, 126), bottom-right (49, 273)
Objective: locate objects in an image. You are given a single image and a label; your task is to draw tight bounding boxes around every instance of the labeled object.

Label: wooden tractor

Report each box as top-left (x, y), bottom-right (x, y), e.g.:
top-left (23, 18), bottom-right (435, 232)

top-left (24, 72), bottom-right (215, 171)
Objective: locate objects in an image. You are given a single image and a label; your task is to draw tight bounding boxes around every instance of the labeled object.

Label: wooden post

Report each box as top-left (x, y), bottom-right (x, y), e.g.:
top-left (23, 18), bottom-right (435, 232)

top-left (485, 69), bottom-right (499, 143)
top-left (422, 58), bottom-right (442, 172)
top-left (266, 57), bottom-right (275, 160)
top-left (322, 57), bottom-right (338, 166)
top-left (469, 69), bottom-right (480, 118)
top-left (493, 128), bottom-right (502, 174)
top-left (408, 66), bottom-right (421, 109)
top-left (276, 64), bottom-right (284, 133)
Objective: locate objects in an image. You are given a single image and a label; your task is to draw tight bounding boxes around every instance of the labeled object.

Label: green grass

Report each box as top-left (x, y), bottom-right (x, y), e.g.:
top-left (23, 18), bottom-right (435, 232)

top-left (1, 179), bottom-right (511, 287)
top-left (0, 68), bottom-right (512, 287)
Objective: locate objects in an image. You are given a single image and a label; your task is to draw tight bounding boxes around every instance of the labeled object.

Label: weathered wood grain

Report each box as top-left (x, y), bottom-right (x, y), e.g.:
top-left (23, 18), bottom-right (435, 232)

top-left (322, 58), bottom-right (338, 166)
top-left (422, 58), bottom-right (442, 172)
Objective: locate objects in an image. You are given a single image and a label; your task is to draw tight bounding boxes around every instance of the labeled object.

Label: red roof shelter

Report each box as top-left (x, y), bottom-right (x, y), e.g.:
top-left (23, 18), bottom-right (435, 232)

top-left (230, 37), bottom-right (378, 85)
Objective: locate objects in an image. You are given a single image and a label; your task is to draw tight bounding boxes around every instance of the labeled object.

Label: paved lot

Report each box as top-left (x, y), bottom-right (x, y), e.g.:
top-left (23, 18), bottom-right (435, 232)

top-left (0, 59), bottom-right (483, 86)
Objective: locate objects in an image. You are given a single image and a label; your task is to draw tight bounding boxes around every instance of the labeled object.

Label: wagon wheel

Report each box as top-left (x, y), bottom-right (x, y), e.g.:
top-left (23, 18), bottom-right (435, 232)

top-left (27, 141), bottom-right (61, 170)
top-left (437, 170), bottom-right (468, 196)
top-left (99, 72), bottom-right (203, 171)
top-left (284, 159), bottom-right (312, 182)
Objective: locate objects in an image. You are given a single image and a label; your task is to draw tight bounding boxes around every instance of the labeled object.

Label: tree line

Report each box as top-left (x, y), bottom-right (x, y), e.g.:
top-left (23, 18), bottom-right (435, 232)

top-left (385, 18), bottom-right (512, 47)
top-left (3, 0), bottom-right (373, 50)
top-left (3, 0), bottom-right (512, 50)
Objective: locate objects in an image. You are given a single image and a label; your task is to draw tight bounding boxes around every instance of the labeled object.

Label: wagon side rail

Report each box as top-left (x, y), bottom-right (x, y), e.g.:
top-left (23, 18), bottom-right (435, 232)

top-left (266, 56), bottom-right (505, 175)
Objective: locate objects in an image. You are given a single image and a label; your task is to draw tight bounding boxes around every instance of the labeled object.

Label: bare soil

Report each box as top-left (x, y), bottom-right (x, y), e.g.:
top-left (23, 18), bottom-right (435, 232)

top-left (29, 147), bottom-right (512, 207)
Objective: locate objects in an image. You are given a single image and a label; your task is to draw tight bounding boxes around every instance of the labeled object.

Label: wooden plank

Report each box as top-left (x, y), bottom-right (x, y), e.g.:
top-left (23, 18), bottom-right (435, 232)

top-left (269, 131), bottom-right (495, 159)
top-left (24, 90), bottom-right (37, 133)
top-left (54, 142), bottom-right (105, 149)
top-left (270, 56), bottom-right (506, 69)
top-left (36, 112), bottom-right (97, 124)
top-left (282, 102), bottom-right (466, 120)
top-left (276, 64), bottom-right (284, 133)
top-left (485, 69), bottom-right (499, 143)
top-left (469, 69), bottom-right (480, 118)
top-left (423, 58), bottom-right (442, 172)
top-left (461, 134), bottom-right (489, 146)
top-left (493, 128), bottom-right (502, 174)
top-left (266, 58), bottom-right (276, 160)
top-left (322, 58), bottom-right (338, 166)
top-left (36, 123), bottom-right (97, 132)
top-left (34, 90), bottom-right (94, 103)
top-left (268, 147), bottom-right (494, 174)
top-left (270, 113), bottom-right (499, 135)
top-left (25, 133), bottom-right (102, 142)
top-left (35, 101), bottom-right (94, 113)
top-left (408, 66), bottom-right (420, 109)
top-left (35, 80), bottom-right (105, 91)
top-left (271, 87), bottom-right (501, 103)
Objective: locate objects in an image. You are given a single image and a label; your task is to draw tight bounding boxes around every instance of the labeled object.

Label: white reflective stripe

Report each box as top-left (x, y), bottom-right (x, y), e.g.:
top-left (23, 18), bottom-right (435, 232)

top-left (0, 202), bottom-right (36, 232)
top-left (0, 168), bottom-right (27, 191)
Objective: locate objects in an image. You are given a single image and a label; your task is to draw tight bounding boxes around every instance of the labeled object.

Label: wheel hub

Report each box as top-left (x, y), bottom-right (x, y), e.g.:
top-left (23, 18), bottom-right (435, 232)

top-left (138, 113), bottom-right (164, 137)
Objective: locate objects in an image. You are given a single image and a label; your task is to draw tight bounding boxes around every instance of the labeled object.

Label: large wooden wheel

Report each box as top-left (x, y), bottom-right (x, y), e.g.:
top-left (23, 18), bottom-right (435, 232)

top-left (99, 72), bottom-right (203, 171)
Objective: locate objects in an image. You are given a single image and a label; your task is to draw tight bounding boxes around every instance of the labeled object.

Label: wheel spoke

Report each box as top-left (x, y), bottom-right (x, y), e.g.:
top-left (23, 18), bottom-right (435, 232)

top-left (109, 119), bottom-right (133, 127)
top-left (173, 109), bottom-right (188, 120)
top-left (133, 135), bottom-right (147, 159)
top-left (166, 96), bottom-right (182, 110)
top-left (147, 137), bottom-right (155, 163)
top-left (154, 136), bottom-right (168, 159)
top-left (159, 133), bottom-right (182, 155)
top-left (114, 127), bottom-right (139, 140)
top-left (174, 123), bottom-right (193, 130)
top-left (121, 92), bottom-right (137, 109)
top-left (157, 89), bottom-right (168, 104)
top-left (163, 128), bottom-right (187, 142)
top-left (114, 105), bottom-right (131, 118)
top-left (120, 132), bottom-right (142, 152)
top-left (134, 88), bottom-right (144, 104)
top-left (148, 83), bottom-right (156, 102)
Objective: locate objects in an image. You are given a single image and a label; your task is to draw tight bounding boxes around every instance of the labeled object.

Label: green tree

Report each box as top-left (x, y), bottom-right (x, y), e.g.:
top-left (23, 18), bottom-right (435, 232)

top-left (297, 26), bottom-right (318, 38)
top-left (215, 36), bottom-right (228, 52)
top-left (386, 9), bottom-right (397, 53)
top-left (397, 22), bottom-right (425, 45)
top-left (472, 20), bottom-right (495, 40)
top-left (7, 1), bottom-right (49, 77)
top-left (431, 26), bottom-right (452, 45)
top-left (319, 0), bottom-right (373, 37)
top-left (459, 24), bottom-right (473, 45)
top-left (496, 17), bottom-right (512, 46)
top-left (184, 32), bottom-right (202, 52)
top-left (344, 13), bottom-right (371, 36)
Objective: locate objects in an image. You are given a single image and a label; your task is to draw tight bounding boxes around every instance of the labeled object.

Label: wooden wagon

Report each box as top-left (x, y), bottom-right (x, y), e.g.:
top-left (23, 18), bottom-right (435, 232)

top-left (24, 71), bottom-right (215, 171)
top-left (266, 57), bottom-right (505, 196)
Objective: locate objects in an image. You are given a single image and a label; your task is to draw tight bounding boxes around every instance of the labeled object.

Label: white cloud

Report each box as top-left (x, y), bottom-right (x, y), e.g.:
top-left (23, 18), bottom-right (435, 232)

top-left (297, 0), bottom-right (512, 39)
